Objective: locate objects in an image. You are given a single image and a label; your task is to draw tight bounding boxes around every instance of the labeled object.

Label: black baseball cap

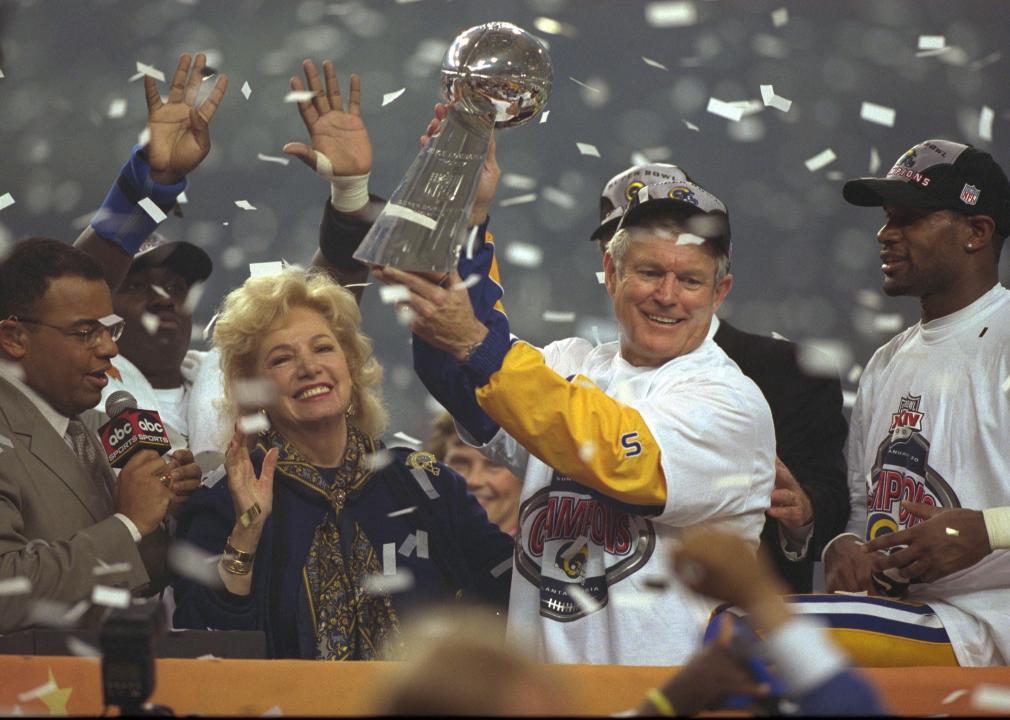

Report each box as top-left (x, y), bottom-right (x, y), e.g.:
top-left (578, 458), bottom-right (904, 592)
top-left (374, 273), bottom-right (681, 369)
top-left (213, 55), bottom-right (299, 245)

top-left (843, 139), bottom-right (1010, 235)
top-left (130, 232), bottom-right (212, 286)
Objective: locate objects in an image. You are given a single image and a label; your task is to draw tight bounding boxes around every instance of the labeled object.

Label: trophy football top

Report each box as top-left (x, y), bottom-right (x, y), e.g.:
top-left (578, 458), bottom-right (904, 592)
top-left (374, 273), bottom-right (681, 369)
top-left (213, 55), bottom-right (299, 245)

top-left (440, 21), bottom-right (553, 129)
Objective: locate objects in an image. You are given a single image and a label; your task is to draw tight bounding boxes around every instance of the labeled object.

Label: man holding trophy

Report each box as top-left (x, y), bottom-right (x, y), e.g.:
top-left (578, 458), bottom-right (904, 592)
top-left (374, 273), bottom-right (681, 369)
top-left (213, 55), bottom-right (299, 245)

top-left (369, 22), bottom-right (777, 665)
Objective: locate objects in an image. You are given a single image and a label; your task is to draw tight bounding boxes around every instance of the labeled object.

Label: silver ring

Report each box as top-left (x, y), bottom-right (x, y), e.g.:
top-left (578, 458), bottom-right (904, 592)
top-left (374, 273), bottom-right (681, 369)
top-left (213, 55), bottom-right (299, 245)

top-left (159, 474), bottom-right (172, 488)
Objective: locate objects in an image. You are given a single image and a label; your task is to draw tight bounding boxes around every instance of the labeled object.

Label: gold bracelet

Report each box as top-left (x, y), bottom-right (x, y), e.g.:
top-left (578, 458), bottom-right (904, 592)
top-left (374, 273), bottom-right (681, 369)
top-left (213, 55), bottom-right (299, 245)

top-left (222, 537), bottom-right (255, 576)
top-left (646, 688), bottom-right (675, 717)
top-left (238, 501), bottom-right (262, 528)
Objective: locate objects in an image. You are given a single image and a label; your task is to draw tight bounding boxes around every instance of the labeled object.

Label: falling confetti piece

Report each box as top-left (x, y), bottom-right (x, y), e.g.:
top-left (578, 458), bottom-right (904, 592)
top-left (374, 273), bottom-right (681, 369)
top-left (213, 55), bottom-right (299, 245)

top-left (502, 173), bottom-right (537, 190)
top-left (860, 101), bottom-right (896, 127)
top-left (499, 193), bottom-right (538, 207)
top-left (918, 35), bottom-right (946, 50)
top-left (846, 364), bottom-right (864, 384)
top-left (260, 706), bottom-right (284, 717)
top-left (66, 636), bottom-right (101, 657)
top-left (451, 274), bottom-right (481, 291)
top-left (17, 680), bottom-right (57, 703)
top-left (945, 527), bottom-right (960, 537)
top-left (257, 153), bottom-right (290, 165)
top-left (383, 543), bottom-right (396, 574)
top-left (644, 1), bottom-right (698, 27)
top-left (410, 467), bottom-right (439, 498)
top-left (642, 56), bottom-right (669, 71)
top-left (1001, 375), bottom-right (1010, 394)
top-left (706, 98), bottom-right (743, 122)
top-left (759, 84), bottom-right (792, 113)
top-left (92, 561), bottom-right (132, 576)
top-left (842, 390), bottom-right (857, 409)
top-left (91, 584), bottom-right (130, 608)
top-left (382, 88), bottom-right (406, 106)
top-left (365, 450), bottom-right (394, 472)
top-left (248, 261), bottom-right (284, 278)
top-left (869, 146), bottom-right (881, 174)
top-left (569, 76), bottom-right (602, 92)
top-left (942, 689), bottom-right (969, 705)
top-left (362, 568), bottom-right (415, 594)
top-left (771, 7), bottom-right (789, 26)
top-left (804, 148), bottom-right (837, 172)
top-left (138, 126), bottom-right (151, 147)
top-left (387, 505), bottom-right (417, 518)
top-left (135, 61), bottom-right (165, 82)
top-left (533, 17), bottom-right (578, 37)
top-left (566, 583), bottom-right (602, 614)
top-left (797, 339), bottom-right (851, 379)
top-left (140, 312), bottom-right (160, 335)
top-left (539, 110), bottom-right (550, 124)
top-left (683, 119), bottom-right (700, 132)
top-left (979, 106), bottom-right (995, 142)
top-left (398, 532), bottom-right (417, 557)
top-left (596, 271), bottom-right (606, 284)
top-left (168, 541), bottom-right (224, 589)
top-left (971, 684), bottom-right (1010, 713)
top-left (108, 98), bottom-right (127, 118)
top-left (578, 441), bottom-right (596, 461)
top-left (150, 284), bottom-right (170, 299)
top-left (504, 241), bottom-right (544, 268)
top-left (416, 530), bottom-right (429, 559)
top-left (284, 90), bottom-right (316, 103)
top-left (542, 186), bottom-right (575, 209)
top-left (675, 233), bottom-right (706, 246)
top-left (237, 412), bottom-right (271, 435)
top-left (872, 313), bottom-right (905, 332)
top-left (379, 285), bottom-right (411, 304)
top-left (576, 142), bottom-right (601, 157)
top-left (490, 558), bottom-right (512, 578)
top-left (0, 193), bottom-right (14, 211)
top-left (235, 199), bottom-right (257, 211)
top-left (394, 431), bottom-right (422, 446)
top-left (0, 577), bottom-right (31, 595)
top-left (241, 81), bottom-right (252, 99)
top-left (138, 197), bottom-right (167, 223)
top-left (543, 311), bottom-right (576, 322)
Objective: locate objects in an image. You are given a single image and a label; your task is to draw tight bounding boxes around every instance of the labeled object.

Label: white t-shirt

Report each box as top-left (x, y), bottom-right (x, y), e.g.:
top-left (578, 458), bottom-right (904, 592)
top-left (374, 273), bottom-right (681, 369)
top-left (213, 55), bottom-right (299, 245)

top-left (845, 283), bottom-right (1010, 666)
top-left (484, 336), bottom-right (776, 665)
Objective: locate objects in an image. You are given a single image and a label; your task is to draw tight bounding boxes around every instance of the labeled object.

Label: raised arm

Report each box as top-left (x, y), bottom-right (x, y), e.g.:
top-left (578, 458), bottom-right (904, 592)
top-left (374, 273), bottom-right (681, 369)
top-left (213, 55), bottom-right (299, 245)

top-left (74, 52), bottom-right (227, 291)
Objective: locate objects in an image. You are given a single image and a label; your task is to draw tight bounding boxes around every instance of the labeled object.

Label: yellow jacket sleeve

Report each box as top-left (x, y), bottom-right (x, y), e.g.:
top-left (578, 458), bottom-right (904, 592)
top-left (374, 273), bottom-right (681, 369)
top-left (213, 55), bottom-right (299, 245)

top-left (475, 342), bottom-right (667, 510)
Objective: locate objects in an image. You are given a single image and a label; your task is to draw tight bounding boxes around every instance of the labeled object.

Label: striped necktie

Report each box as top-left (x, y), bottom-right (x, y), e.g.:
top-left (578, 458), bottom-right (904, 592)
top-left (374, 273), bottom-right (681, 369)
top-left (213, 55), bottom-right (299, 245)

top-left (66, 418), bottom-right (116, 500)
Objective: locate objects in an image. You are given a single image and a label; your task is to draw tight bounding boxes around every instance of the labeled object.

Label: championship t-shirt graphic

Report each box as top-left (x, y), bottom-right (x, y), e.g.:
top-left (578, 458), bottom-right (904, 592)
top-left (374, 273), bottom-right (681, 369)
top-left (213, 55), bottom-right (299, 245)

top-left (515, 473), bottom-right (656, 622)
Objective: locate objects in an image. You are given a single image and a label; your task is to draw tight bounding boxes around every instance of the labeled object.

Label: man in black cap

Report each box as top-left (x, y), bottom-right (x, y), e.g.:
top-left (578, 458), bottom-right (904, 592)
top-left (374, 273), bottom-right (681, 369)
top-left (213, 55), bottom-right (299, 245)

top-left (798, 139), bottom-right (1010, 667)
top-left (589, 163), bottom-right (850, 594)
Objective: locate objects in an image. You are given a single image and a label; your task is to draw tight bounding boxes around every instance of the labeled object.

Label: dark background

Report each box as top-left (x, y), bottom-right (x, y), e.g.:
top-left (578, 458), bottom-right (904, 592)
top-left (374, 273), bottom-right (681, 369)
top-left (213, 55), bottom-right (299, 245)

top-left (0, 0), bottom-right (1007, 441)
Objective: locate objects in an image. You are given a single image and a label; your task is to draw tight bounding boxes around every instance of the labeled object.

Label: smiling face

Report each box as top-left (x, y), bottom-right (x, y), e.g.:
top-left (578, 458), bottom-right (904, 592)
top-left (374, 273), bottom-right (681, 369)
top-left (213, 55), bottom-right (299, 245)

top-left (256, 306), bottom-right (353, 437)
top-left (604, 231), bottom-right (731, 367)
top-left (876, 205), bottom-right (968, 299)
top-left (443, 435), bottom-right (521, 533)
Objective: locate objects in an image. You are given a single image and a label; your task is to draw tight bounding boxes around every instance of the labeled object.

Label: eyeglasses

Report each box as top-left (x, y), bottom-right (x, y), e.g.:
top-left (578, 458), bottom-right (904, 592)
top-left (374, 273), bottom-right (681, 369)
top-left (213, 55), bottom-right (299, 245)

top-left (11, 316), bottom-right (125, 347)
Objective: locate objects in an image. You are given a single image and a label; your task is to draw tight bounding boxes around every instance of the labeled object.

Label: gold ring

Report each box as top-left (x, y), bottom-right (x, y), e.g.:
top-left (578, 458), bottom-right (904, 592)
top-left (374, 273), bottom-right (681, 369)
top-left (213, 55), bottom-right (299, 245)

top-left (159, 474), bottom-right (172, 488)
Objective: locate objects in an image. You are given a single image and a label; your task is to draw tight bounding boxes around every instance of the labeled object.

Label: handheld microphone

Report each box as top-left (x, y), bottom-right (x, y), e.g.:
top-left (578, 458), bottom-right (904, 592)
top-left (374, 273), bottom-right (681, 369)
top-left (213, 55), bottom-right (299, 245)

top-left (97, 391), bottom-right (172, 469)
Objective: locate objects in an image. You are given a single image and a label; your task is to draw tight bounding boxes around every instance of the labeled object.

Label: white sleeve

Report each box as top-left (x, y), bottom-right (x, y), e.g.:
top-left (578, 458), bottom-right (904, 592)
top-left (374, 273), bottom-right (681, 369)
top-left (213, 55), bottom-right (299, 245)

top-left (764, 617), bottom-right (850, 695)
top-left (842, 379), bottom-right (869, 538)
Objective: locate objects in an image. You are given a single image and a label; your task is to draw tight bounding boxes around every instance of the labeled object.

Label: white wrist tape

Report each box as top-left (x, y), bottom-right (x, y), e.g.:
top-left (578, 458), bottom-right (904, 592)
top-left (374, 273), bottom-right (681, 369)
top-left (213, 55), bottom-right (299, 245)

top-left (314, 151), bottom-right (370, 213)
top-left (982, 507), bottom-right (1010, 549)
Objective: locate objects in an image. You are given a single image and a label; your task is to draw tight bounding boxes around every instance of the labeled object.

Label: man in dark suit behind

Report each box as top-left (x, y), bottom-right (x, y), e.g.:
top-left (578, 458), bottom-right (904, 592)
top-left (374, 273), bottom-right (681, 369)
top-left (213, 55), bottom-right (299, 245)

top-left (0, 238), bottom-right (196, 632)
top-left (590, 164), bottom-right (850, 592)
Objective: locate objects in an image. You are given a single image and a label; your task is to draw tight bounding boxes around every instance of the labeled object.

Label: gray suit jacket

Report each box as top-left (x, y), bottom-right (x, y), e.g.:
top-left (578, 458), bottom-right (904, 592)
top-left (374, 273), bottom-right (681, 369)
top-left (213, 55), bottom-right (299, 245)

top-left (0, 376), bottom-right (163, 632)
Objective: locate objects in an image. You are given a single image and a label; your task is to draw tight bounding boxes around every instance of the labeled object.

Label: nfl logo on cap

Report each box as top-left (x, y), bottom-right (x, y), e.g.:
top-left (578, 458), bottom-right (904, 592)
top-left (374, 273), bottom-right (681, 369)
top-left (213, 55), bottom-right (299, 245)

top-left (960, 183), bottom-right (981, 206)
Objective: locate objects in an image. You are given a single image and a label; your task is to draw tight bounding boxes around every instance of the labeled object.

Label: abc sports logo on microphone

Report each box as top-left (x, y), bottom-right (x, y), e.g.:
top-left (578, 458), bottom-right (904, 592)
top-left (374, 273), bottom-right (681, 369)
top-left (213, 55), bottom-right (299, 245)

top-left (99, 408), bottom-right (171, 468)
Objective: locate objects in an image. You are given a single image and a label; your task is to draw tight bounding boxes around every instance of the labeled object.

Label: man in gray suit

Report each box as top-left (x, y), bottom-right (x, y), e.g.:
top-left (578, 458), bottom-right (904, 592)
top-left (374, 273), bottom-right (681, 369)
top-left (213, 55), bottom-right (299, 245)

top-left (0, 238), bottom-right (199, 633)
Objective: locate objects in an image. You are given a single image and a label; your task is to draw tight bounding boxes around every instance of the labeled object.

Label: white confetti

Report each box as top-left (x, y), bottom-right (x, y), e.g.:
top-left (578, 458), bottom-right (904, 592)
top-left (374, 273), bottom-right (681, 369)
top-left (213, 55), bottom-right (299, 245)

top-left (65, 636), bottom-right (101, 657)
top-left (683, 119), bottom-right (700, 132)
top-left (972, 684), bottom-right (1010, 713)
top-left (17, 680), bottom-right (57, 703)
top-left (387, 505), bottom-right (417, 518)
top-left (395, 305), bottom-right (415, 326)
top-left (842, 391), bottom-right (857, 409)
top-left (398, 532), bottom-right (417, 557)
top-left (804, 148), bottom-right (837, 172)
top-left (728, 99), bottom-right (764, 118)
top-left (532, 17), bottom-right (577, 38)
top-left (540, 110), bottom-right (550, 124)
top-left (260, 705), bottom-right (283, 717)
top-left (257, 153), bottom-right (290, 166)
top-left (504, 241), bottom-right (544, 268)
top-left (645, 1), bottom-right (698, 27)
top-left (0, 193), bottom-right (14, 211)
top-left (916, 47), bottom-right (951, 59)
top-left (241, 81), bottom-right (252, 100)
top-left (235, 199), bottom-right (257, 211)
top-left (91, 584), bottom-right (130, 609)
top-left (138, 126), bottom-right (151, 148)
top-left (149, 284), bottom-right (170, 299)
top-left (379, 284), bottom-right (411, 304)
top-left (177, 190), bottom-right (188, 204)
top-left (566, 583), bottom-right (602, 614)
top-left (675, 233), bottom-right (706, 246)
top-left (237, 412), bottom-right (271, 435)
top-left (169, 540), bottom-right (225, 589)
top-left (416, 530), bottom-right (429, 559)
top-left (543, 311), bottom-right (576, 322)
top-left (233, 377), bottom-right (277, 408)
top-left (135, 61), bottom-right (165, 82)
top-left (642, 57), bottom-right (669, 71)
top-left (576, 142), bottom-right (601, 157)
top-left (382, 88), bottom-right (406, 106)
top-left (797, 339), bottom-right (851, 379)
top-left (0, 577), bottom-right (31, 595)
top-left (542, 186), bottom-right (576, 209)
top-left (918, 35), bottom-right (946, 50)
top-left (596, 271), bottom-right (606, 284)
top-left (771, 7), bottom-right (789, 26)
top-left (490, 558), bottom-right (512, 578)
top-left (383, 543), bottom-right (396, 575)
top-left (394, 431), bottom-right (422, 446)
top-left (846, 364), bottom-right (864, 384)
top-left (140, 312), bottom-right (160, 335)
top-left (499, 193), bottom-right (538, 207)
top-left (759, 84), bottom-right (792, 113)
top-left (979, 106), bottom-right (995, 142)
top-left (578, 441), bottom-right (596, 462)
top-left (1001, 375), bottom-right (1010, 394)
top-left (856, 288), bottom-right (883, 309)
top-left (107, 98), bottom-right (127, 118)
top-left (706, 98), bottom-right (744, 122)
top-left (970, 51), bottom-right (1002, 71)
top-left (343, 282), bottom-right (372, 289)
top-left (869, 146), bottom-right (881, 174)
top-left (860, 102), bottom-right (896, 127)
top-left (451, 273), bottom-right (481, 291)
top-left (942, 689), bottom-right (968, 705)
top-left (410, 466), bottom-right (440, 499)
top-left (284, 90), bottom-right (316, 103)
top-left (872, 313), bottom-right (905, 333)
top-left (137, 197), bottom-right (167, 223)
top-left (569, 76), bottom-right (602, 92)
top-left (201, 311), bottom-right (219, 341)
top-left (502, 173), bottom-right (537, 191)
top-left (365, 450), bottom-right (394, 472)
top-left (249, 261), bottom-right (284, 278)
top-left (0, 69), bottom-right (4, 79)
top-left (945, 527), bottom-right (960, 537)
top-left (362, 568), bottom-right (415, 595)
top-left (92, 560), bottom-right (132, 576)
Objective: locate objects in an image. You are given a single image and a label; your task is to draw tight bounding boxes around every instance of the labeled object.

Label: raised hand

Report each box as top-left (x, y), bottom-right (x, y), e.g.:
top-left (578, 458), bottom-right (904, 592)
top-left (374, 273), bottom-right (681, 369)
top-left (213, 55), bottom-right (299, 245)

top-left (283, 59), bottom-right (372, 178)
top-left (143, 52), bottom-right (228, 184)
top-left (421, 103), bottom-right (501, 227)
top-left (224, 426), bottom-right (278, 536)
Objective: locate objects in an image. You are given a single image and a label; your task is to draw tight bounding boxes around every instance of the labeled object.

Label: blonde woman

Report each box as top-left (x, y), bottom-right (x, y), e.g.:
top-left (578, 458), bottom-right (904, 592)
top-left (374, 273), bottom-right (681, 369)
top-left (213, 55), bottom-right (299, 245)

top-left (172, 268), bottom-right (512, 659)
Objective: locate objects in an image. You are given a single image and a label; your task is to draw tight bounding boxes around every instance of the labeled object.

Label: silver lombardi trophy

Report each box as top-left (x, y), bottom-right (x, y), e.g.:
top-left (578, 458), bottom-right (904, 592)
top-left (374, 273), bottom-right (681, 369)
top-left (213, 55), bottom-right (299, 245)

top-left (353, 22), bottom-right (552, 273)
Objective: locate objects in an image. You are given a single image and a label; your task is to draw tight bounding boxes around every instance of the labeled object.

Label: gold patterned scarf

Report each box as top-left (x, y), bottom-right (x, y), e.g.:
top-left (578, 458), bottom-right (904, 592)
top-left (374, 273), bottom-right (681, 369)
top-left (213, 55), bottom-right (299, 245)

top-left (257, 424), bottom-right (401, 660)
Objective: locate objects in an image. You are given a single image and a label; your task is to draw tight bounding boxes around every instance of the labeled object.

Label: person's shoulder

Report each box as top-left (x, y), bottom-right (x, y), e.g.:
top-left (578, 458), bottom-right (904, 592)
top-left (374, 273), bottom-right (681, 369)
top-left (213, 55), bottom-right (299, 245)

top-left (542, 336), bottom-right (596, 372)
